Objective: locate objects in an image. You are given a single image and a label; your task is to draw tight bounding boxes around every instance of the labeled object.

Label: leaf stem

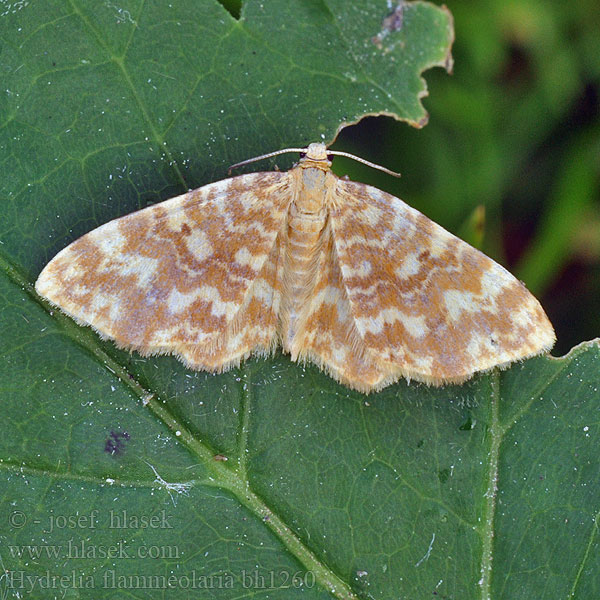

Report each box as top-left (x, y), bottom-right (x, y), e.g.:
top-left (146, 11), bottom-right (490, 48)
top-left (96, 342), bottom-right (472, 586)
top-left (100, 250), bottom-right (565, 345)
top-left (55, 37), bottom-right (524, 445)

top-left (569, 510), bottom-right (600, 598)
top-left (145, 395), bottom-right (359, 600)
top-left (479, 371), bottom-right (501, 599)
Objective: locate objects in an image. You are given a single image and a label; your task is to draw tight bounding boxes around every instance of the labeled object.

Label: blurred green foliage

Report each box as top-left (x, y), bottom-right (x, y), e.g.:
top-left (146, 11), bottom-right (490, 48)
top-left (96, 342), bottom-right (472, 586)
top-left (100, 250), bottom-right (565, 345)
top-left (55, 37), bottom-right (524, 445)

top-left (330, 0), bottom-right (600, 356)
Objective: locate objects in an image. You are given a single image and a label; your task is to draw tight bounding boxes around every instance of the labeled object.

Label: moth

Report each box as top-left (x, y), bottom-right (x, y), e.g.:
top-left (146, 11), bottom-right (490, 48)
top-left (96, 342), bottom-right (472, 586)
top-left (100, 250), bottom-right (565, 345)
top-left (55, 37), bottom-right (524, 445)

top-left (36, 143), bottom-right (555, 392)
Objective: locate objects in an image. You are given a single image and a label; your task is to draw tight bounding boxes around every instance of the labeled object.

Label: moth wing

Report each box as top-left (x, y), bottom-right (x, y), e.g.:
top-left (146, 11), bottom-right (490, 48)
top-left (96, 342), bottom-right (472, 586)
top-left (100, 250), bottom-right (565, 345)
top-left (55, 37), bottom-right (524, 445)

top-left (330, 180), bottom-right (556, 385)
top-left (36, 172), bottom-right (291, 369)
top-left (291, 224), bottom-right (395, 392)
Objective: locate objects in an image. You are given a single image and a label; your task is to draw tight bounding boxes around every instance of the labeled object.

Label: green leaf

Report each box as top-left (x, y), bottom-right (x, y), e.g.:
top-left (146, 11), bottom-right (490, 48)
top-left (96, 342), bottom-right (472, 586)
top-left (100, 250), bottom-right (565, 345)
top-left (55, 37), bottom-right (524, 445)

top-left (1, 2), bottom-right (598, 599)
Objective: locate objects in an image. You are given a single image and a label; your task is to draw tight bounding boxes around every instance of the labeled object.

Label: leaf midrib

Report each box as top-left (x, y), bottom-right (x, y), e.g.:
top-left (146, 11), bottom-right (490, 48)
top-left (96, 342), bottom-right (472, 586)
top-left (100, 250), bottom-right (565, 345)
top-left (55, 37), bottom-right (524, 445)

top-left (478, 348), bottom-right (592, 600)
top-left (478, 372), bottom-right (500, 600)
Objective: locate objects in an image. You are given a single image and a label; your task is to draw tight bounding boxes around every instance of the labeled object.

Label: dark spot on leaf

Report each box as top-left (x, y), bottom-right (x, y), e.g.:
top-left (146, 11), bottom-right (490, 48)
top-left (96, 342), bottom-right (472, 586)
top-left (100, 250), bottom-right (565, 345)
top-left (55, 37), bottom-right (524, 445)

top-left (459, 415), bottom-right (475, 431)
top-left (104, 430), bottom-right (131, 456)
top-left (438, 468), bottom-right (450, 484)
top-left (372, 1), bottom-right (406, 48)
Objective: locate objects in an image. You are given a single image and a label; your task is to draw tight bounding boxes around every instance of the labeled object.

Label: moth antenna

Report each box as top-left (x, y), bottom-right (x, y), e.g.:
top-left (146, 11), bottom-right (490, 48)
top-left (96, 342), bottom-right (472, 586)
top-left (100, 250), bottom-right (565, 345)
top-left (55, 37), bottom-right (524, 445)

top-left (228, 146), bottom-right (401, 178)
top-left (228, 148), bottom-right (307, 174)
top-left (327, 150), bottom-right (401, 178)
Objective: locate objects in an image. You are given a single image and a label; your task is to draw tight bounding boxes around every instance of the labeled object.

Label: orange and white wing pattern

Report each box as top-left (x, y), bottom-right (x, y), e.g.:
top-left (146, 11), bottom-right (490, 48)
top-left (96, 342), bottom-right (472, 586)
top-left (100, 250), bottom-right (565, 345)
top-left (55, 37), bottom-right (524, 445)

top-left (36, 141), bottom-right (556, 393)
top-left (291, 223), bottom-right (393, 392)
top-left (36, 172), bottom-right (291, 370)
top-left (329, 180), bottom-right (556, 387)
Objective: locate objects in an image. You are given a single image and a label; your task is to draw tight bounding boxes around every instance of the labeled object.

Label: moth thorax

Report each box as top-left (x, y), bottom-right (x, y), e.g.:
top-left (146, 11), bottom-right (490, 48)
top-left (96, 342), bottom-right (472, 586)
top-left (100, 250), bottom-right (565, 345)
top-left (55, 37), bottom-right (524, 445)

top-left (293, 166), bottom-right (331, 216)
